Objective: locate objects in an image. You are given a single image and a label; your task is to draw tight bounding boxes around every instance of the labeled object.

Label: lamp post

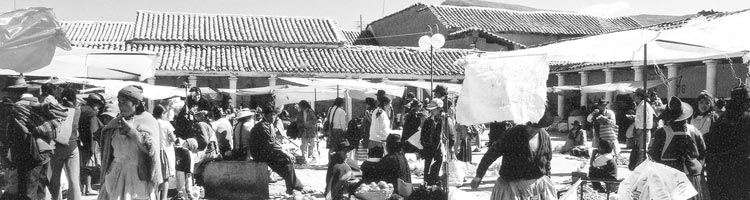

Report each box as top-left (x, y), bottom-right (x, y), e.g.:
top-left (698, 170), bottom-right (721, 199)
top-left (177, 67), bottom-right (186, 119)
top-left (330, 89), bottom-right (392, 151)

top-left (418, 34), bottom-right (445, 98)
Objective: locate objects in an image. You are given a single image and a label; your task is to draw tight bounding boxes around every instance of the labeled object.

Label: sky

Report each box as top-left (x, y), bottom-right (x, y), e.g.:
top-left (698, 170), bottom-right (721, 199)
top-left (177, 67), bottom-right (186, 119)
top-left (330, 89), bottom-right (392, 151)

top-left (3, 0), bottom-right (750, 30)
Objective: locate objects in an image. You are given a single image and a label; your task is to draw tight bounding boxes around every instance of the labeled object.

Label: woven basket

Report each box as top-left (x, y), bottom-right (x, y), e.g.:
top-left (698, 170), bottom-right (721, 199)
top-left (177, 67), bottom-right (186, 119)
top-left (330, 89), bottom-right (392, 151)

top-left (355, 188), bottom-right (393, 200)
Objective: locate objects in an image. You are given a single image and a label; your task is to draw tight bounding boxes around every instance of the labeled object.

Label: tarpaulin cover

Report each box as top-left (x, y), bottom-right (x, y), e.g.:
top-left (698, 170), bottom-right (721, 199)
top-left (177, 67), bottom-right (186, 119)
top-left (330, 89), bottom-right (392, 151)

top-left (280, 77), bottom-right (405, 97)
top-left (0, 47), bottom-right (158, 81)
top-left (580, 79), bottom-right (667, 93)
top-left (58, 77), bottom-right (184, 100)
top-left (0, 7), bottom-right (71, 73)
top-left (236, 85), bottom-right (290, 95)
top-left (273, 86), bottom-right (346, 106)
top-left (384, 80), bottom-right (462, 95)
top-left (455, 54), bottom-right (549, 125)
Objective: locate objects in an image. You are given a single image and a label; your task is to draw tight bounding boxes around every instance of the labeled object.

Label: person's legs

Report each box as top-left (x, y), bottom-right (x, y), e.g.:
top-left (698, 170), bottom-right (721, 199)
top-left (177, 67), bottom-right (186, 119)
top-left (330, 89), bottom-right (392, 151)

top-left (64, 147), bottom-right (81, 200)
top-left (49, 145), bottom-right (68, 200)
top-left (422, 153), bottom-right (433, 183)
top-left (17, 160), bottom-right (50, 200)
top-left (429, 151), bottom-right (443, 185)
top-left (301, 137), bottom-right (310, 159)
top-left (266, 157), bottom-right (303, 194)
top-left (159, 182), bottom-right (169, 200)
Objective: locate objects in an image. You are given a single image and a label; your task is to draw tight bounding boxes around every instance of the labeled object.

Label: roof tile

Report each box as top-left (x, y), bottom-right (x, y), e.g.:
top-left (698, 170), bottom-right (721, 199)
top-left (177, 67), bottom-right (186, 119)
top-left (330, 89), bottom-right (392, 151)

top-left (61, 21), bottom-right (134, 44)
top-left (426, 4), bottom-right (641, 35)
top-left (132, 11), bottom-right (345, 44)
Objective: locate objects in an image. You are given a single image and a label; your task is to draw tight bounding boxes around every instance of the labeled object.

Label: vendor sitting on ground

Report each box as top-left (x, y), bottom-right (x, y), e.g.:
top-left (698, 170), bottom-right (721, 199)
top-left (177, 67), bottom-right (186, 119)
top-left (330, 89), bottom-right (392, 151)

top-left (560, 121), bottom-right (588, 156)
top-left (378, 134), bottom-right (412, 186)
top-left (324, 140), bottom-right (357, 199)
top-left (588, 139), bottom-right (618, 193)
top-left (360, 146), bottom-right (385, 184)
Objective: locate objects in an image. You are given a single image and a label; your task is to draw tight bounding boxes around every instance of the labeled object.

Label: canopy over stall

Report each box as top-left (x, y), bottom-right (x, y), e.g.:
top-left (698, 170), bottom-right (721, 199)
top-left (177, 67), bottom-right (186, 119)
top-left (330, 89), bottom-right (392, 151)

top-left (235, 85), bottom-right (291, 96)
top-left (0, 47), bottom-right (159, 81)
top-left (384, 80), bottom-right (462, 96)
top-left (58, 77), bottom-right (184, 100)
top-left (279, 77), bottom-right (405, 98)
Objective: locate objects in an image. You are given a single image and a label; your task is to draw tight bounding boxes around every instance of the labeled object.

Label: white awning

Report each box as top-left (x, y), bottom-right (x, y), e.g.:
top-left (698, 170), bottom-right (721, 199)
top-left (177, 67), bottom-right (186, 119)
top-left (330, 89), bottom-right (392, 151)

top-left (58, 77), bottom-right (184, 100)
top-left (383, 80), bottom-right (463, 95)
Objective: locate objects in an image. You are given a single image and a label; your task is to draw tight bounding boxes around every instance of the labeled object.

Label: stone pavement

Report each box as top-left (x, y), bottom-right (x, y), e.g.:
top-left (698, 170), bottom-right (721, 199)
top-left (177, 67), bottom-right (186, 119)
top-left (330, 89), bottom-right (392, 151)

top-left (79, 130), bottom-right (633, 200)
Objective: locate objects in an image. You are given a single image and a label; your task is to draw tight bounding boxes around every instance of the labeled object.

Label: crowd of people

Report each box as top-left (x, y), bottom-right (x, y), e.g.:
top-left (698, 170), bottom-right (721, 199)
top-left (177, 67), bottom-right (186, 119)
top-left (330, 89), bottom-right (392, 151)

top-left (4, 73), bottom-right (748, 200)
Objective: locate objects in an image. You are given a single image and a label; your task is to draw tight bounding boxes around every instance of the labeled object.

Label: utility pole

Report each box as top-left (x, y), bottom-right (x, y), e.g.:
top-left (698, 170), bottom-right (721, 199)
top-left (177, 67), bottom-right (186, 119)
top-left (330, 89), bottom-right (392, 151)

top-left (359, 15), bottom-right (363, 31)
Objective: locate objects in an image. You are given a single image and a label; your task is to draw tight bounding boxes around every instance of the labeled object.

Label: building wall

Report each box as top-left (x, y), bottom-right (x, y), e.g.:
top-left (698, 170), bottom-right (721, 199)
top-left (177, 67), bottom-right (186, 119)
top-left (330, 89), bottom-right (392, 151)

top-left (368, 6), bottom-right (447, 47)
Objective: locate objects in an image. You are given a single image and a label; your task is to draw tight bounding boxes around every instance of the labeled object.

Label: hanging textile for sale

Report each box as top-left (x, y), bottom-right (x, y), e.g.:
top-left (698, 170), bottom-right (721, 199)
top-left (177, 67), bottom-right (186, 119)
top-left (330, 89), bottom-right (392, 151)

top-left (618, 159), bottom-right (698, 200)
top-left (454, 54), bottom-right (549, 125)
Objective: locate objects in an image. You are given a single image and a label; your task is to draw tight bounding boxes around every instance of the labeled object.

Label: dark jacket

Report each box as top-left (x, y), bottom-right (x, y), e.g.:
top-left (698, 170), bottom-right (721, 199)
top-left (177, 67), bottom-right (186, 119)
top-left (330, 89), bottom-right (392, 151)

top-left (378, 153), bottom-right (411, 185)
top-left (248, 119), bottom-right (286, 161)
top-left (79, 104), bottom-right (103, 149)
top-left (475, 125), bottom-right (551, 181)
top-left (420, 116), bottom-right (442, 153)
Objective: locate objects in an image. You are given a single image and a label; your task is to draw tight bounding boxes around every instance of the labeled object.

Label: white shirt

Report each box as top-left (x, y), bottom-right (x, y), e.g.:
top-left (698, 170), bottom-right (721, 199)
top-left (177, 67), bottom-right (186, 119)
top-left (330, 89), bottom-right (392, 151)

top-left (369, 107), bottom-right (391, 142)
top-left (635, 100), bottom-right (655, 129)
top-left (326, 106), bottom-right (347, 130)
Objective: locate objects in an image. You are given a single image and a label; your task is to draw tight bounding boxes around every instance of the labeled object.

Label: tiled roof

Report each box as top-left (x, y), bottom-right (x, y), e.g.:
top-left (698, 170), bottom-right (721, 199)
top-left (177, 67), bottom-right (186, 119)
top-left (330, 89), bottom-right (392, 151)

top-left (646, 9), bottom-right (750, 31)
top-left (73, 43), bottom-right (471, 75)
top-left (132, 11), bottom-right (346, 44)
top-left (426, 4), bottom-right (641, 35)
top-left (61, 21), bottom-right (134, 44)
top-left (341, 30), bottom-right (379, 46)
top-left (448, 28), bottom-right (528, 48)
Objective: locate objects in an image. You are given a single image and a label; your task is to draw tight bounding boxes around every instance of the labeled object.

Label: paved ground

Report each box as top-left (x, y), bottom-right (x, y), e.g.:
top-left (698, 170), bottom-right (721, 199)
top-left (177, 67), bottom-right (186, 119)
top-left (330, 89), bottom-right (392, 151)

top-left (77, 130), bottom-right (632, 200)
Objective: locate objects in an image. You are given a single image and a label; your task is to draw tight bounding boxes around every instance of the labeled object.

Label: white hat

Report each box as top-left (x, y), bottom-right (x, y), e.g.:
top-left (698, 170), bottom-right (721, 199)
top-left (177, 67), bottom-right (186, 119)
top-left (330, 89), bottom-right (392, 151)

top-left (235, 108), bottom-right (255, 119)
top-left (425, 98), bottom-right (443, 110)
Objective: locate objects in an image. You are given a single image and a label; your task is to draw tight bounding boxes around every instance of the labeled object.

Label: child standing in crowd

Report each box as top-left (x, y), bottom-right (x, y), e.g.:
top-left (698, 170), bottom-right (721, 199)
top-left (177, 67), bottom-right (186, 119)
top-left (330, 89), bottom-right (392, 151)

top-left (588, 140), bottom-right (618, 193)
top-left (154, 105), bottom-right (176, 200)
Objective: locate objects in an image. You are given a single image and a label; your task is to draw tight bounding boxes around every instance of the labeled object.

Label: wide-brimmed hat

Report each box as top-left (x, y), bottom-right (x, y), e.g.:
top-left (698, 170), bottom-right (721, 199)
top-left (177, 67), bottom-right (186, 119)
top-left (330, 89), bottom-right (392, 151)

top-left (84, 93), bottom-right (105, 105)
top-left (433, 85), bottom-right (448, 97)
top-left (594, 98), bottom-right (609, 106)
top-left (335, 140), bottom-right (354, 151)
top-left (376, 90), bottom-right (387, 97)
top-left (4, 76), bottom-right (29, 90)
top-left (660, 96), bottom-right (693, 122)
top-left (386, 134), bottom-right (402, 143)
top-left (425, 98), bottom-right (443, 110)
top-left (235, 108), bottom-right (255, 119)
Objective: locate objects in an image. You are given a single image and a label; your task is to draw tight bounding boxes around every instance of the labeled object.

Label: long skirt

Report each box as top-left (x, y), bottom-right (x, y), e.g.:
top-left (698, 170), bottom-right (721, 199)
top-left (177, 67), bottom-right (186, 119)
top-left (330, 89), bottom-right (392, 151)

top-left (688, 175), bottom-right (708, 200)
top-left (490, 176), bottom-right (557, 200)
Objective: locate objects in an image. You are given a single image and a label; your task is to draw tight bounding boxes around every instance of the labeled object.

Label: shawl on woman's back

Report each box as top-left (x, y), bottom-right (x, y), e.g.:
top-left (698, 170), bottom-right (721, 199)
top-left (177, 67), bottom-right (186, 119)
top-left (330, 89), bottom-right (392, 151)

top-left (99, 112), bottom-right (163, 190)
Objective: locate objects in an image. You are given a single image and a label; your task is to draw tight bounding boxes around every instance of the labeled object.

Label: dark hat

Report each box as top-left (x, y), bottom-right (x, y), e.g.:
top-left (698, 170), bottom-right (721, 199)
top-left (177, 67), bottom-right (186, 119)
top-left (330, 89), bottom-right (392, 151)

top-left (376, 90), bottom-right (386, 96)
top-left (84, 93), bottom-right (105, 105)
top-left (433, 85), bottom-right (448, 96)
top-left (660, 96), bottom-right (693, 122)
top-left (594, 98), bottom-right (609, 106)
top-left (731, 85), bottom-right (749, 102)
top-left (336, 140), bottom-right (354, 151)
top-left (571, 121), bottom-right (581, 126)
top-left (4, 76), bottom-right (29, 90)
top-left (259, 104), bottom-right (276, 114)
top-left (118, 85), bottom-right (144, 102)
top-left (386, 134), bottom-right (402, 143)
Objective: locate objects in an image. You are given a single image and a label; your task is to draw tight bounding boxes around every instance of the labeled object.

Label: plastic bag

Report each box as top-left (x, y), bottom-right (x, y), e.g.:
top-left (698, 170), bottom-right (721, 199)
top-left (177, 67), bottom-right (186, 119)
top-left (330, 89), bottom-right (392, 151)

top-left (618, 159), bottom-right (697, 200)
top-left (446, 160), bottom-right (467, 187)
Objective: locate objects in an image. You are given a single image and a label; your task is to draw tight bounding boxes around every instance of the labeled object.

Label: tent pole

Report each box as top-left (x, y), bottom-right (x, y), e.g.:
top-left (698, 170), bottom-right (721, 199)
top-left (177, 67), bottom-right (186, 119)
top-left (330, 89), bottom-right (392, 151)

top-left (641, 44), bottom-right (648, 162)
top-left (430, 46), bottom-right (434, 99)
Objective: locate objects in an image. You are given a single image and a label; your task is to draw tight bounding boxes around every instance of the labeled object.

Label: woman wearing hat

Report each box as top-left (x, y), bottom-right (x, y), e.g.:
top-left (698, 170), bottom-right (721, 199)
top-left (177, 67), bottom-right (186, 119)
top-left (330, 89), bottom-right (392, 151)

top-left (98, 85), bottom-right (163, 200)
top-left (560, 121), bottom-right (587, 154)
top-left (378, 134), bottom-right (412, 187)
top-left (691, 91), bottom-right (719, 135)
top-left (704, 86), bottom-right (750, 199)
top-left (648, 96), bottom-right (706, 200)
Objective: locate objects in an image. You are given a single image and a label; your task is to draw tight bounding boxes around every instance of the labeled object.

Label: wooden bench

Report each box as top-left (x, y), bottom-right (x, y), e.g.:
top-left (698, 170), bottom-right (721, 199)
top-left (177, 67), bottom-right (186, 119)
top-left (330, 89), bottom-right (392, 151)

top-left (199, 161), bottom-right (270, 200)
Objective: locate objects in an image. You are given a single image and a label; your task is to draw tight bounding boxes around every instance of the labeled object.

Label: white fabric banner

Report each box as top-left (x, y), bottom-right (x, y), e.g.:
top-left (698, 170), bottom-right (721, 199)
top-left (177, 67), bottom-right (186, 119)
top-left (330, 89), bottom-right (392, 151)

top-left (455, 54), bottom-right (549, 125)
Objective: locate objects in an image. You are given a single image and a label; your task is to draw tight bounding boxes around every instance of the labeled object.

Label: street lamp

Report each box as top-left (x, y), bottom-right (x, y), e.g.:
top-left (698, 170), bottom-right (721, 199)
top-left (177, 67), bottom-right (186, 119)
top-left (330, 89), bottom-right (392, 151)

top-left (418, 34), bottom-right (445, 98)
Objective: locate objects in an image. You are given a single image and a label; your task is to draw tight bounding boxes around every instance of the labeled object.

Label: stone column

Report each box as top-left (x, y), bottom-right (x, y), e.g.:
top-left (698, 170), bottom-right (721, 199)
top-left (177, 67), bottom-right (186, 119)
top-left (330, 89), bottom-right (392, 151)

top-left (556, 73), bottom-right (566, 117)
top-left (416, 79), bottom-right (425, 101)
top-left (704, 60), bottom-right (720, 97)
top-left (188, 75), bottom-right (197, 87)
top-left (579, 71), bottom-right (589, 107)
top-left (268, 74), bottom-right (277, 86)
top-left (147, 77), bottom-right (156, 112)
top-left (603, 68), bottom-right (615, 107)
top-left (666, 63), bottom-right (681, 98)
top-left (229, 75), bottom-right (238, 108)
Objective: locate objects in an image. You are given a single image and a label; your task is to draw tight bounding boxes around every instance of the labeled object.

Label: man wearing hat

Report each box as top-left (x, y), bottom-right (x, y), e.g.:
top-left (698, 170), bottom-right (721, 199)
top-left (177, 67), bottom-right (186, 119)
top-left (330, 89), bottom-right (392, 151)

top-left (228, 108), bottom-right (255, 160)
top-left (420, 98), bottom-right (445, 185)
top-left (0, 76), bottom-right (58, 200)
top-left (630, 88), bottom-right (656, 170)
top-left (249, 104), bottom-right (310, 194)
top-left (78, 93), bottom-right (106, 195)
top-left (705, 85), bottom-right (750, 199)
top-left (586, 98), bottom-right (617, 152)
